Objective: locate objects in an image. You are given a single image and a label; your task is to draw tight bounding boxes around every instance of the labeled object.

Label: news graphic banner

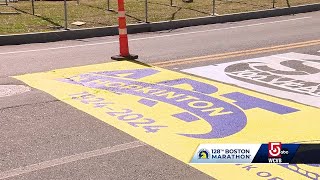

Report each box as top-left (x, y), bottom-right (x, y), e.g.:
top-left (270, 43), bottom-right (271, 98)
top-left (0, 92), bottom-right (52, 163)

top-left (182, 52), bottom-right (320, 108)
top-left (14, 61), bottom-right (320, 180)
top-left (191, 143), bottom-right (320, 164)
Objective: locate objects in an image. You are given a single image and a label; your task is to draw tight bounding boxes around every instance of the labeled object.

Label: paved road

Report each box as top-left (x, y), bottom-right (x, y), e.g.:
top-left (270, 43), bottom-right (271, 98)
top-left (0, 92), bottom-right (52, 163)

top-left (0, 11), bottom-right (319, 180)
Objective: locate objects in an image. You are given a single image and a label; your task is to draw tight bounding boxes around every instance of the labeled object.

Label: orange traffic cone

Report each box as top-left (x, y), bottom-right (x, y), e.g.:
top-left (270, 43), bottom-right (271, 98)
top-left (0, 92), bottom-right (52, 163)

top-left (111, 0), bottom-right (138, 60)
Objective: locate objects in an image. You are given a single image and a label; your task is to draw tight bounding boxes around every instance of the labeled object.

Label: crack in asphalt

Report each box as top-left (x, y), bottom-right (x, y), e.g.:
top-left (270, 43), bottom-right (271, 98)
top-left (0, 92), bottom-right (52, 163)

top-left (0, 99), bottom-right (60, 112)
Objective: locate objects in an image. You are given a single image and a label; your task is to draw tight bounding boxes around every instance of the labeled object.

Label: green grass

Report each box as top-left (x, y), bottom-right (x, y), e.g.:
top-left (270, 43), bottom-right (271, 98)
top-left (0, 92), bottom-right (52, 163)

top-left (0, 0), bottom-right (318, 35)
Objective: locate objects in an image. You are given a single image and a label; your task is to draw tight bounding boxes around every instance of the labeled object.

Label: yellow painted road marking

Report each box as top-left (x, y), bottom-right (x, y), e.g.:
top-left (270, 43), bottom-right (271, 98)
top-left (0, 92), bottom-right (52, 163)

top-left (153, 39), bottom-right (320, 67)
top-left (14, 61), bottom-right (320, 180)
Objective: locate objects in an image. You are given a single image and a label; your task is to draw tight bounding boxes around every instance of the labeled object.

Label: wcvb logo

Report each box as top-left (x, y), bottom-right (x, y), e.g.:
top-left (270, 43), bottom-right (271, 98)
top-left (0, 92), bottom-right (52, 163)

top-left (268, 142), bottom-right (282, 158)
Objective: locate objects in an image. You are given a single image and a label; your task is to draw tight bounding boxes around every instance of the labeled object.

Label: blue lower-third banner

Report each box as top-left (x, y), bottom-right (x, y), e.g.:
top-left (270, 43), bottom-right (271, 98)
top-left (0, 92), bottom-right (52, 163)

top-left (190, 143), bottom-right (320, 164)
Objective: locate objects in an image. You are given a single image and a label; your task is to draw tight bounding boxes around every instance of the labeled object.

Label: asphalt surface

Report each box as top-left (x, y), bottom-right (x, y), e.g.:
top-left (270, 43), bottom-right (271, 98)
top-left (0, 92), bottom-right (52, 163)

top-left (0, 11), bottom-right (319, 180)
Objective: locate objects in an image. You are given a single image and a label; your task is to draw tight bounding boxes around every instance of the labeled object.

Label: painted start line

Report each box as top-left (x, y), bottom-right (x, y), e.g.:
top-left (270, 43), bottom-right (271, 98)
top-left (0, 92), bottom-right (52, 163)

top-left (14, 52), bottom-right (320, 180)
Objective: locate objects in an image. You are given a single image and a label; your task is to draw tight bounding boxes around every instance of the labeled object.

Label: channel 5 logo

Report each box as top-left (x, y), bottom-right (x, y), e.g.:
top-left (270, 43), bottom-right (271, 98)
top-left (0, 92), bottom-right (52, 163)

top-left (268, 142), bottom-right (289, 158)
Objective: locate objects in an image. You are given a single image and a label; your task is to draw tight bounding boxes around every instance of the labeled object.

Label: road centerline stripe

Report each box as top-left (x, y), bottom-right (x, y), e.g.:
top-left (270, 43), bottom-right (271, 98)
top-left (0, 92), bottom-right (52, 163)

top-left (153, 40), bottom-right (320, 67)
top-left (0, 141), bottom-right (145, 179)
top-left (153, 39), bottom-right (320, 66)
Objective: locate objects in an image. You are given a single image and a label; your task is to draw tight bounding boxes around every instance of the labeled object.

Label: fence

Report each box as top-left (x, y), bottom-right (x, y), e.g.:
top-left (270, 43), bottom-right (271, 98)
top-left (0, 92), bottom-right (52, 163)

top-left (0, 0), bottom-right (8, 6)
top-left (0, 0), bottom-right (318, 34)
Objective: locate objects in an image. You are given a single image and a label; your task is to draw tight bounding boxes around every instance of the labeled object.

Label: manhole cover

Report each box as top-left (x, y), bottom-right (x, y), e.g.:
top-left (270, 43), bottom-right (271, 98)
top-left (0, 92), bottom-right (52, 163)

top-left (0, 85), bottom-right (31, 98)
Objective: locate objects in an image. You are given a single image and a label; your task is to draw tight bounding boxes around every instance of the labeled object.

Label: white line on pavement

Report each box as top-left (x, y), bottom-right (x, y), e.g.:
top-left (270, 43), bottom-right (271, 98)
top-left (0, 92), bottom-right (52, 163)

top-left (0, 16), bottom-right (311, 56)
top-left (0, 141), bottom-right (145, 179)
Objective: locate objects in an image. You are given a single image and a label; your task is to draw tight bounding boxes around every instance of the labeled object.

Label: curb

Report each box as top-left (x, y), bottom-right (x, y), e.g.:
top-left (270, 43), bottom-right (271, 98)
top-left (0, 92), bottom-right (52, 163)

top-left (0, 3), bottom-right (319, 46)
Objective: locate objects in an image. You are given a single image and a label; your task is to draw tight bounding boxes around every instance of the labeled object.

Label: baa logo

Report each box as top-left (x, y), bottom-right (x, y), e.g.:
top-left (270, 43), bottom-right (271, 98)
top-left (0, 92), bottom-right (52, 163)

top-left (198, 149), bottom-right (210, 159)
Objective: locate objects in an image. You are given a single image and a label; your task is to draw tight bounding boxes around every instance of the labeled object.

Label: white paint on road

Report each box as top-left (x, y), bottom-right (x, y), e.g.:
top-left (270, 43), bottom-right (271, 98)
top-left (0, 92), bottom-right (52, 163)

top-left (0, 85), bottom-right (31, 98)
top-left (0, 16), bottom-right (311, 56)
top-left (0, 141), bottom-right (145, 179)
top-left (182, 52), bottom-right (320, 108)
